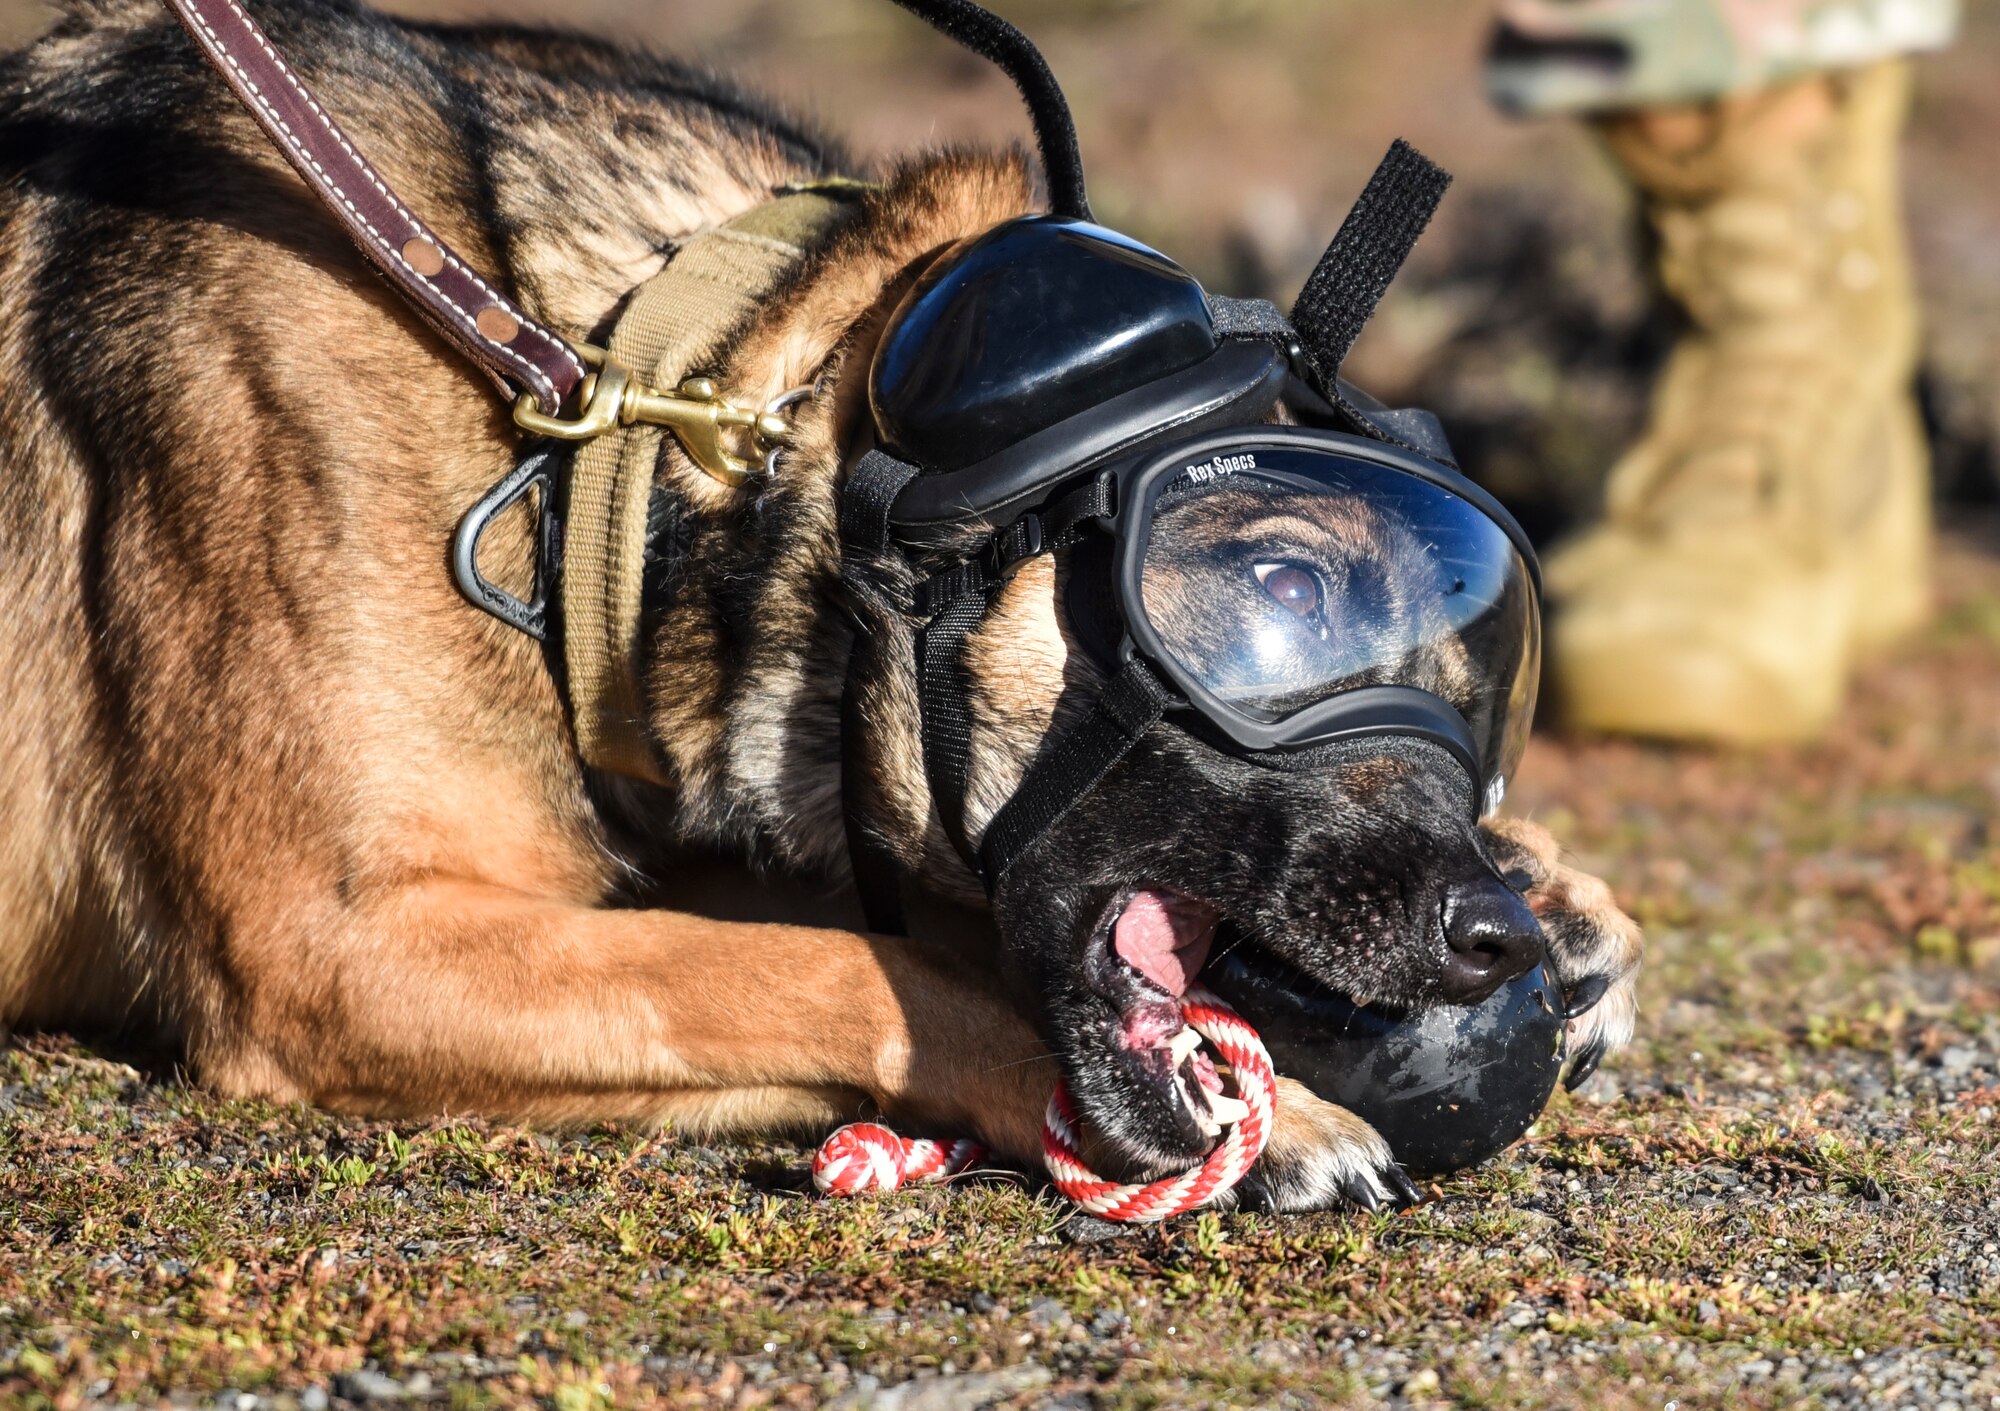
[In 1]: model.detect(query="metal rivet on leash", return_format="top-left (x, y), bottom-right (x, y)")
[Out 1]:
top-left (811, 986), bottom-right (1275, 1222)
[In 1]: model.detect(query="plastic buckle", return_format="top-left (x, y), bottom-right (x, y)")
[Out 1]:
top-left (984, 512), bottom-right (1045, 580)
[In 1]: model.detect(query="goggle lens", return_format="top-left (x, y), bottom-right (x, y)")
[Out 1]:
top-left (1134, 447), bottom-right (1539, 805)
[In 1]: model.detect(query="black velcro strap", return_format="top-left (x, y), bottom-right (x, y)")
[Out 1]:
top-left (917, 586), bottom-right (993, 866)
top-left (839, 448), bottom-right (921, 935)
top-left (1290, 139), bottom-right (1451, 385)
top-left (1040, 474), bottom-right (1115, 548)
top-left (841, 448), bottom-right (920, 553)
top-left (842, 635), bottom-right (908, 936)
top-left (910, 485), bottom-right (1109, 878)
top-left (976, 657), bottom-right (1173, 887)
top-left (1207, 295), bottom-right (1297, 348)
top-left (914, 558), bottom-right (992, 618)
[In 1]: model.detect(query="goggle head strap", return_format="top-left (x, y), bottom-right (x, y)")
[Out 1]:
top-left (838, 450), bottom-right (923, 934)
top-left (841, 453), bottom-right (1138, 924)
top-left (977, 656), bottom-right (1173, 888)
top-left (909, 475), bottom-right (1119, 882)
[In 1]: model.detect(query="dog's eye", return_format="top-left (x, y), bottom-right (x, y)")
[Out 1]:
top-left (1253, 561), bottom-right (1322, 620)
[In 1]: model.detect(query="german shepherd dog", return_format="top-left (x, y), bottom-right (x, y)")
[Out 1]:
top-left (0, 0), bottom-right (1641, 1210)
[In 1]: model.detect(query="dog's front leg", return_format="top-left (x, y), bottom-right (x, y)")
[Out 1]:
top-left (201, 881), bottom-right (1054, 1160)
top-left (1235, 1079), bottom-right (1420, 1213)
top-left (1482, 817), bottom-right (1645, 1089)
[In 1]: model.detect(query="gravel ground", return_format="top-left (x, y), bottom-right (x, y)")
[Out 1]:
top-left (3, 550), bottom-right (1995, 1411)
top-left (3, 2), bottom-right (1998, 1407)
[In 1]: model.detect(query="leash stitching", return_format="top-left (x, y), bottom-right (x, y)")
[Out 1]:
top-left (189, 0), bottom-right (586, 404)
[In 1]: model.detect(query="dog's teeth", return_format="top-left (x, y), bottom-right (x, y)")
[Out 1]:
top-left (1167, 1027), bottom-right (1203, 1066)
top-left (1171, 1067), bottom-right (1222, 1136)
top-left (1207, 1094), bottom-right (1251, 1126)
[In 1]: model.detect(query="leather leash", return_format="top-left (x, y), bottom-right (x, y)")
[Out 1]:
top-left (157, 0), bottom-right (585, 414)
top-left (156, 0), bottom-right (799, 476)
top-left (158, 0), bottom-right (869, 785)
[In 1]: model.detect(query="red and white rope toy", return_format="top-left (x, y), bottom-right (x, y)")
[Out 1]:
top-left (1042, 986), bottom-right (1274, 1222)
top-left (811, 1125), bottom-right (988, 1195)
top-left (810, 986), bottom-right (1275, 1222)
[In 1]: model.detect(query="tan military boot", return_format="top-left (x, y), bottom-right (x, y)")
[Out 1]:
top-left (1545, 59), bottom-right (1932, 743)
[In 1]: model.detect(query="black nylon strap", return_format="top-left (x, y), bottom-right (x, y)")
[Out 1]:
top-left (911, 487), bottom-right (1105, 616)
top-left (917, 586), bottom-right (993, 866)
top-left (1207, 295), bottom-right (1297, 347)
top-left (1291, 139), bottom-right (1450, 387)
top-left (911, 474), bottom-right (1115, 873)
top-left (1040, 474), bottom-right (1115, 548)
top-left (976, 657), bottom-right (1173, 886)
top-left (839, 449), bottom-right (921, 935)
top-left (842, 640), bottom-right (908, 935)
top-left (1209, 289), bottom-right (1457, 465)
top-left (914, 559), bottom-right (993, 618)
top-left (841, 449), bottom-right (921, 555)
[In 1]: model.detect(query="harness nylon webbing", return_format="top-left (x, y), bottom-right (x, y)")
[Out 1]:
top-left (562, 189), bottom-right (857, 783)
top-left (917, 588), bottom-right (994, 865)
top-left (839, 450), bottom-right (921, 934)
top-left (907, 472), bottom-right (1122, 890)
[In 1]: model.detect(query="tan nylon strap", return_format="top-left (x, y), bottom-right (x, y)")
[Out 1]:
top-left (562, 189), bottom-right (856, 784)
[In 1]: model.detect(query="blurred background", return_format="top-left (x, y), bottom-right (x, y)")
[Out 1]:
top-left (4, 0), bottom-right (1990, 538)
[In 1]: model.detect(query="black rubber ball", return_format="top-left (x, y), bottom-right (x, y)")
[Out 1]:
top-left (1205, 949), bottom-right (1567, 1175)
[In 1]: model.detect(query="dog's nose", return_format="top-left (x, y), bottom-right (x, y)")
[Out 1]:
top-left (1438, 879), bottom-right (1544, 1004)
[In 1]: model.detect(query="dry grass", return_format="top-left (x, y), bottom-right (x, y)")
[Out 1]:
top-left (5, 539), bottom-right (1996, 1409)
top-left (3, 3), bottom-right (1999, 1407)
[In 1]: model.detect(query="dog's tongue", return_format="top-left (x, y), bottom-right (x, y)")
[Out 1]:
top-left (1113, 890), bottom-right (1218, 997)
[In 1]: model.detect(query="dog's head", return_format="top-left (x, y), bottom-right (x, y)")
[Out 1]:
top-left (962, 470), bottom-right (1544, 1177)
top-left (685, 162), bottom-right (1542, 1177)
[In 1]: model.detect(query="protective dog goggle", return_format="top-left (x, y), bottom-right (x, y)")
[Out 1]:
top-left (1092, 427), bottom-right (1539, 815)
top-left (882, 405), bottom-right (1538, 815)
top-left (843, 200), bottom-right (1544, 916)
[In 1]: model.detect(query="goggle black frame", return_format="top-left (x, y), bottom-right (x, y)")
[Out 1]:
top-left (1099, 425), bottom-right (1542, 806)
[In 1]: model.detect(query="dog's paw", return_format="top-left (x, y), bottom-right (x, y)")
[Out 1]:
top-left (1231, 1077), bottom-right (1421, 1214)
top-left (1482, 816), bottom-right (1642, 1090)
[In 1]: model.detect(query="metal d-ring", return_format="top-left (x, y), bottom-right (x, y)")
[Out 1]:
top-left (452, 443), bottom-right (563, 640)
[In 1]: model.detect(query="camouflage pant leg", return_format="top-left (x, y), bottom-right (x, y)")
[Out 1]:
top-left (1487, 0), bottom-right (1961, 114)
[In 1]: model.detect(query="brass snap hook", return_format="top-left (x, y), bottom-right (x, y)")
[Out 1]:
top-left (512, 345), bottom-right (793, 488)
